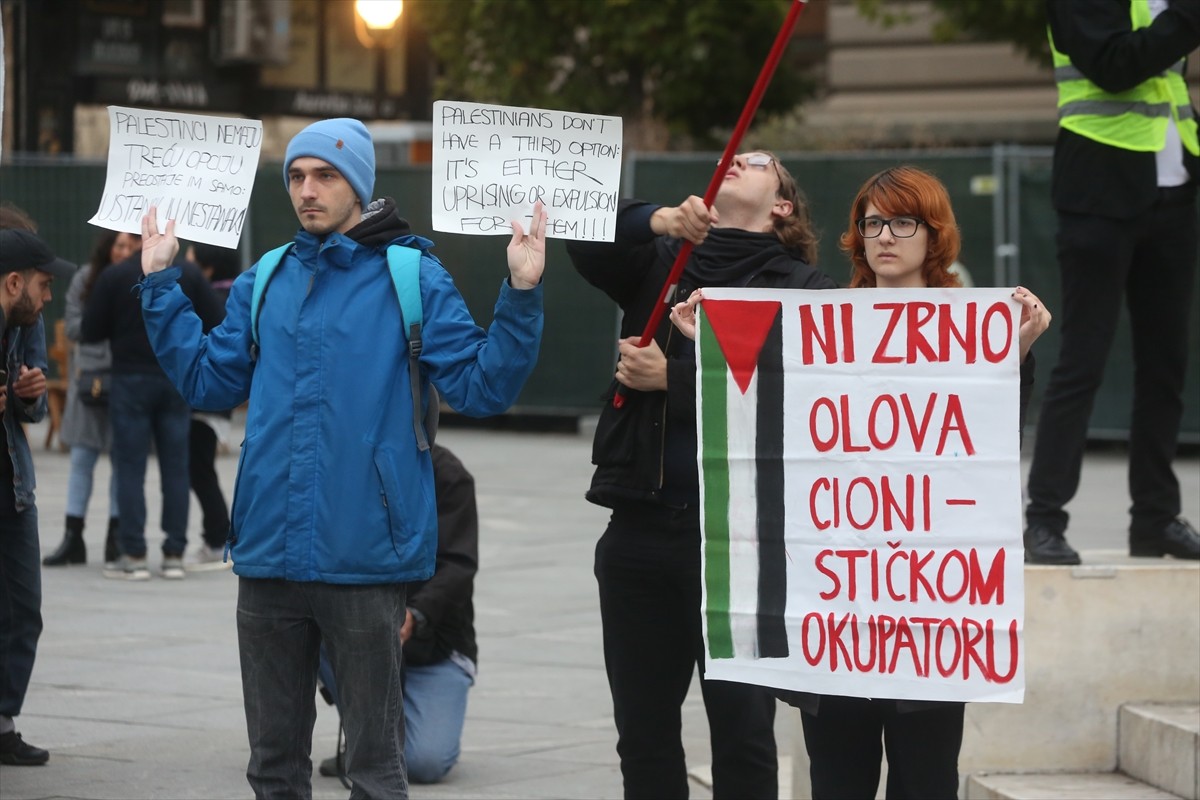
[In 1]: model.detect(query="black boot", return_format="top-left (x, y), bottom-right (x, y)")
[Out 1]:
top-left (104, 517), bottom-right (120, 567)
top-left (43, 516), bottom-right (86, 566)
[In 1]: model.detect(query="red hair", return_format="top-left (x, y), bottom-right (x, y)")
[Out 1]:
top-left (839, 166), bottom-right (962, 289)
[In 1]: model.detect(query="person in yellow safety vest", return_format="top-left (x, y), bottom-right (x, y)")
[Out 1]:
top-left (1025, 0), bottom-right (1200, 566)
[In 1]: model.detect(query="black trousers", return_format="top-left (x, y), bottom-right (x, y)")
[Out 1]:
top-left (595, 504), bottom-right (778, 800)
top-left (1027, 193), bottom-right (1198, 535)
top-left (801, 696), bottom-right (964, 800)
top-left (189, 419), bottom-right (230, 549)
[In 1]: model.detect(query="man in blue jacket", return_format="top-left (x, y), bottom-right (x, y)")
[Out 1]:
top-left (136, 117), bottom-right (547, 799)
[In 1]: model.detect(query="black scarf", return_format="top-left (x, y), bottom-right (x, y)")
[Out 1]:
top-left (346, 197), bottom-right (413, 249)
top-left (657, 226), bottom-right (800, 290)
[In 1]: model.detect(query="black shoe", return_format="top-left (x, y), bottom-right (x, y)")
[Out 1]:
top-left (1024, 524), bottom-right (1081, 565)
top-left (43, 516), bottom-right (86, 566)
top-left (318, 753), bottom-right (340, 777)
top-left (1130, 518), bottom-right (1200, 560)
top-left (0, 731), bottom-right (49, 765)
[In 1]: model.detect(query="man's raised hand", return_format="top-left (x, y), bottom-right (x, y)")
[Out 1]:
top-left (507, 201), bottom-right (547, 290)
top-left (140, 207), bottom-right (180, 276)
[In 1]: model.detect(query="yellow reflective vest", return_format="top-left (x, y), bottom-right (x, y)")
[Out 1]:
top-left (1050, 0), bottom-right (1198, 155)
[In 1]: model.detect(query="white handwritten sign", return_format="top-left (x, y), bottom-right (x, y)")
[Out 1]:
top-left (432, 100), bottom-right (622, 241)
top-left (89, 106), bottom-right (263, 248)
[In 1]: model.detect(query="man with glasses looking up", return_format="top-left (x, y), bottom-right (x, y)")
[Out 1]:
top-left (567, 152), bottom-right (838, 798)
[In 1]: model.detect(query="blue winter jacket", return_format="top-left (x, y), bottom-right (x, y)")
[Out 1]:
top-left (140, 229), bottom-right (543, 584)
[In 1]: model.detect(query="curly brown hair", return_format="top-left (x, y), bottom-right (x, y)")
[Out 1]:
top-left (762, 152), bottom-right (819, 265)
top-left (839, 166), bottom-right (962, 289)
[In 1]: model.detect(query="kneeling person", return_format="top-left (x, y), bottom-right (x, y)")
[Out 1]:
top-left (318, 442), bottom-right (478, 785)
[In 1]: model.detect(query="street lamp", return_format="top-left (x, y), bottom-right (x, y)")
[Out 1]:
top-left (354, 0), bottom-right (403, 46)
top-left (354, 0), bottom-right (403, 119)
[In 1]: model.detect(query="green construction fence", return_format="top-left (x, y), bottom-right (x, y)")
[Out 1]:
top-left (2, 150), bottom-right (1196, 440)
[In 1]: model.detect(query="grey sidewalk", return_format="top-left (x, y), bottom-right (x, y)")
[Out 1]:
top-left (3, 418), bottom-right (1198, 799)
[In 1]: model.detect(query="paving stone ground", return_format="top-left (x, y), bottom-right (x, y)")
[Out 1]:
top-left (2, 416), bottom-right (1196, 799)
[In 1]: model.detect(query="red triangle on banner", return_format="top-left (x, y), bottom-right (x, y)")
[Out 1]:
top-left (702, 300), bottom-right (782, 395)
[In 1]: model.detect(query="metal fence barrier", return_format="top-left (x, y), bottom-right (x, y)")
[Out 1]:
top-left (3, 146), bottom-right (1196, 439)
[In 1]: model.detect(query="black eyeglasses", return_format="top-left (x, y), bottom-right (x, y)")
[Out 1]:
top-left (856, 216), bottom-right (925, 238)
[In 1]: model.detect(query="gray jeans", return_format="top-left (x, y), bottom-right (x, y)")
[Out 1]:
top-left (237, 578), bottom-right (408, 799)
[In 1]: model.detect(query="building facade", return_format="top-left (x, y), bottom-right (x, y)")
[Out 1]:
top-left (2, 0), bottom-right (432, 160)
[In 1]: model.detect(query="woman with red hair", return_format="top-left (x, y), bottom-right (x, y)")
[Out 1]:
top-left (800, 166), bottom-right (1048, 799)
top-left (842, 165), bottom-right (962, 290)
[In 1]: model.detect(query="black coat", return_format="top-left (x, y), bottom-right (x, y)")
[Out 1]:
top-left (80, 252), bottom-right (224, 373)
top-left (1047, 0), bottom-right (1200, 219)
top-left (404, 443), bottom-right (479, 667)
top-left (568, 200), bottom-right (838, 509)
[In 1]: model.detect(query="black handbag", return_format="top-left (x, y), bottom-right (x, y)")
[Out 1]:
top-left (76, 369), bottom-right (110, 407)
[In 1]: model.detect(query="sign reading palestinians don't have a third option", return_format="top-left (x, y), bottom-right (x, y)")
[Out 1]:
top-left (432, 100), bottom-right (622, 242)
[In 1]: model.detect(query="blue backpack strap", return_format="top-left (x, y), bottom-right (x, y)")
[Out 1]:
top-left (250, 243), bottom-right (295, 360)
top-left (386, 245), bottom-right (430, 451)
top-left (249, 242), bottom-right (432, 451)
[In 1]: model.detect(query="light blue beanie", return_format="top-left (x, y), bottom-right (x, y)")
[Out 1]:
top-left (283, 118), bottom-right (376, 211)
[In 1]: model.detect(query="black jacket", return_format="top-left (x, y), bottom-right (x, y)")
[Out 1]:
top-left (1047, 0), bottom-right (1200, 219)
top-left (568, 200), bottom-right (838, 510)
top-left (405, 443), bottom-right (479, 667)
top-left (81, 252), bottom-right (224, 373)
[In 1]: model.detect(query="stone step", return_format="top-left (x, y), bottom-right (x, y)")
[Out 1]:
top-left (1121, 703), bottom-right (1200, 800)
top-left (967, 771), bottom-right (1181, 800)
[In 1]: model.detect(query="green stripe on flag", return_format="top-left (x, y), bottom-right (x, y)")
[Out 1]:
top-left (700, 319), bottom-right (733, 659)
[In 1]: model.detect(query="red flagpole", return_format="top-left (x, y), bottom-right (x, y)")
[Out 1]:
top-left (614, 0), bottom-right (808, 408)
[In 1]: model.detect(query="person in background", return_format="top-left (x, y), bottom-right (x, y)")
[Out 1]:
top-left (0, 220), bottom-right (77, 766)
top-left (1023, 0), bottom-right (1200, 564)
top-left (673, 165), bottom-right (1051, 800)
top-left (567, 152), bottom-right (837, 799)
top-left (136, 117), bottom-right (545, 798)
top-left (182, 241), bottom-right (239, 571)
top-left (43, 230), bottom-right (139, 568)
top-left (317, 442), bottom-right (478, 786)
top-left (0, 205), bottom-right (39, 232)
top-left (81, 235), bottom-right (224, 581)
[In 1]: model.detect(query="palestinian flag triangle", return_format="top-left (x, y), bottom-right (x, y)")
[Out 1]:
top-left (699, 299), bottom-right (789, 660)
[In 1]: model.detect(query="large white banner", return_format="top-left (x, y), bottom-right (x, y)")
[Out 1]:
top-left (697, 287), bottom-right (1024, 704)
top-left (432, 100), bottom-right (622, 241)
top-left (89, 106), bottom-right (263, 248)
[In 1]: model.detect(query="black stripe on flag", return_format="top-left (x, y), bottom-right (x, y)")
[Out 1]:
top-left (755, 309), bottom-right (788, 658)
